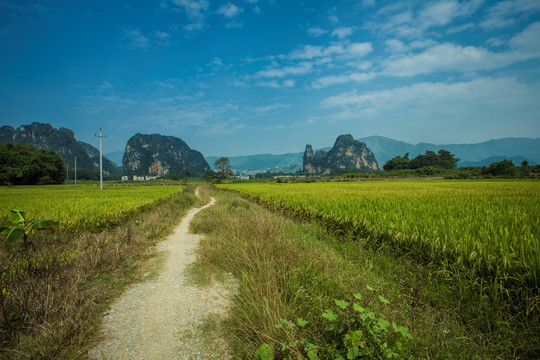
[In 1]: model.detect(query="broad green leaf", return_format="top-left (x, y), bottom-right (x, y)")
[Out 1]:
top-left (322, 309), bottom-right (338, 321)
top-left (31, 220), bottom-right (59, 229)
top-left (353, 303), bottom-right (365, 313)
top-left (297, 317), bottom-right (308, 327)
top-left (366, 285), bottom-right (376, 292)
top-left (9, 210), bottom-right (26, 224)
top-left (255, 342), bottom-right (274, 360)
top-left (334, 299), bottom-right (349, 309)
top-left (398, 325), bottom-right (413, 340)
top-left (353, 293), bottom-right (362, 300)
top-left (378, 295), bottom-right (390, 305)
top-left (3, 225), bottom-right (24, 244)
top-left (377, 319), bottom-right (390, 330)
top-left (307, 348), bottom-right (320, 360)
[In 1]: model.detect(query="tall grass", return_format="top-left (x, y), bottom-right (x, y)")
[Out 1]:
top-left (218, 180), bottom-right (540, 316)
top-left (191, 189), bottom-right (533, 358)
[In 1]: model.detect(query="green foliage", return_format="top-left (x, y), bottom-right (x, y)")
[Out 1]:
top-left (214, 157), bottom-right (234, 179)
top-left (383, 149), bottom-right (459, 171)
top-left (257, 288), bottom-right (411, 359)
top-left (484, 159), bottom-right (518, 177)
top-left (0, 143), bottom-right (65, 185)
top-left (0, 210), bottom-right (58, 247)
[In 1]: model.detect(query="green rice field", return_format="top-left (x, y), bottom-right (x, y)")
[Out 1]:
top-left (0, 185), bottom-right (184, 232)
top-left (219, 180), bottom-right (540, 307)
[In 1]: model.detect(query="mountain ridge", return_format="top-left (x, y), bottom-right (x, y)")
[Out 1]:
top-left (205, 136), bottom-right (540, 174)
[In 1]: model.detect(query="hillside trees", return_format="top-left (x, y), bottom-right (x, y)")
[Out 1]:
top-left (0, 143), bottom-right (65, 185)
top-left (383, 150), bottom-right (459, 171)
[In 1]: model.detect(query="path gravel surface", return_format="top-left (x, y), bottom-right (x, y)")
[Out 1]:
top-left (89, 195), bottom-right (234, 359)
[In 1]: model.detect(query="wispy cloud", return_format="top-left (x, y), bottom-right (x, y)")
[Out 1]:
top-left (119, 26), bottom-right (150, 49)
top-left (382, 22), bottom-right (540, 77)
top-left (312, 72), bottom-right (375, 89)
top-left (481, 0), bottom-right (540, 29)
top-left (331, 26), bottom-right (356, 39)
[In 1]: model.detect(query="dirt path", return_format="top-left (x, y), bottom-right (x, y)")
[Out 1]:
top-left (89, 192), bottom-right (233, 359)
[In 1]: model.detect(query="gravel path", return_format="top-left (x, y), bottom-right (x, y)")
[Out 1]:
top-left (89, 194), bottom-right (234, 359)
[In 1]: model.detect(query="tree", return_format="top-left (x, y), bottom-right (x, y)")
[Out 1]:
top-left (0, 143), bottom-right (64, 185)
top-left (383, 153), bottom-right (411, 171)
top-left (485, 159), bottom-right (517, 177)
top-left (214, 157), bottom-right (234, 179)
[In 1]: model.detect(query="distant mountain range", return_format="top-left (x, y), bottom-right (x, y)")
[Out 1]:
top-left (205, 136), bottom-right (540, 174)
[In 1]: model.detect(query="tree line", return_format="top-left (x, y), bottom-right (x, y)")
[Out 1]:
top-left (383, 150), bottom-right (459, 171)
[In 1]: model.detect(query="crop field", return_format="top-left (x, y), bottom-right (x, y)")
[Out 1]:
top-left (0, 185), bottom-right (184, 232)
top-left (219, 180), bottom-right (540, 305)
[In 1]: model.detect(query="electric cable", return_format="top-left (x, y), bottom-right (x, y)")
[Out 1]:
top-left (99, 0), bottom-right (186, 130)
top-left (105, 0), bottom-right (238, 136)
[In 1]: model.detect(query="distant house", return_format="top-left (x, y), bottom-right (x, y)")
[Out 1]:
top-left (132, 176), bottom-right (138, 181)
top-left (121, 176), bottom-right (129, 181)
top-left (145, 175), bottom-right (158, 180)
top-left (137, 176), bottom-right (145, 181)
top-left (235, 175), bottom-right (250, 180)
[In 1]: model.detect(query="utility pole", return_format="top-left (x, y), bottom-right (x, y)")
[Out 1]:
top-left (95, 129), bottom-right (107, 190)
top-left (74, 156), bottom-right (77, 185)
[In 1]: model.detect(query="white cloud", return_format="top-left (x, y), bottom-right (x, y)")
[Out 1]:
top-left (331, 26), bottom-right (355, 39)
top-left (221, 3), bottom-right (243, 18)
top-left (328, 15), bottom-right (339, 23)
top-left (312, 72), bottom-right (375, 89)
top-left (481, 0), bottom-right (540, 29)
top-left (288, 42), bottom-right (372, 60)
top-left (307, 27), bottom-right (328, 36)
top-left (119, 27), bottom-right (149, 49)
top-left (372, 0), bottom-right (483, 39)
top-left (252, 103), bottom-right (290, 113)
top-left (382, 24), bottom-right (540, 77)
top-left (348, 42), bottom-right (373, 57)
top-left (321, 77), bottom-right (538, 118)
top-left (385, 39), bottom-right (408, 53)
top-left (256, 62), bottom-right (313, 78)
top-left (182, 0), bottom-right (209, 32)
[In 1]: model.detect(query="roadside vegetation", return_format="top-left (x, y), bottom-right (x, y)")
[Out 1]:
top-left (191, 184), bottom-right (538, 359)
top-left (0, 185), bottom-right (197, 359)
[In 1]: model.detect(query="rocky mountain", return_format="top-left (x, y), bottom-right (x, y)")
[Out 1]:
top-left (211, 136), bottom-right (540, 174)
top-left (0, 122), bottom-right (121, 175)
top-left (303, 134), bottom-right (378, 174)
top-left (123, 133), bottom-right (210, 177)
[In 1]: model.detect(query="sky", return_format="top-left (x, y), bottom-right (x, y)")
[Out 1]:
top-left (1, 0), bottom-right (539, 157)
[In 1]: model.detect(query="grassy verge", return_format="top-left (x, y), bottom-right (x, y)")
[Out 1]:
top-left (190, 188), bottom-right (536, 359)
top-left (0, 186), bottom-right (197, 359)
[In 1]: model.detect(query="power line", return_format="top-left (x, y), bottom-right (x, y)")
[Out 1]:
top-left (106, 0), bottom-right (238, 136)
top-left (99, 0), bottom-right (187, 130)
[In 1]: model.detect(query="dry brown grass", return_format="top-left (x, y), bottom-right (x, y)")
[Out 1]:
top-left (0, 186), bottom-right (197, 359)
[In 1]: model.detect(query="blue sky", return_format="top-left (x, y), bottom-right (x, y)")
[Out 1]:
top-left (1, 0), bottom-right (539, 157)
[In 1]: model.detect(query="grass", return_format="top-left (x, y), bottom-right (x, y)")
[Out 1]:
top-left (190, 187), bottom-right (539, 359)
top-left (0, 185), bottom-right (197, 359)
